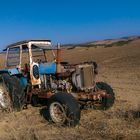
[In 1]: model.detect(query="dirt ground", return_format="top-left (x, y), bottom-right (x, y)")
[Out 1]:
top-left (0, 39), bottom-right (140, 140)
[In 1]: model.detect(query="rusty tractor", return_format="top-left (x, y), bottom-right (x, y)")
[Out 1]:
top-left (0, 40), bottom-right (115, 126)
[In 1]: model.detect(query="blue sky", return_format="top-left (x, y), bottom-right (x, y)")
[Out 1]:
top-left (0, 0), bottom-right (140, 49)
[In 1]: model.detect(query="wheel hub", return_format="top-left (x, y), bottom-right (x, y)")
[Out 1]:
top-left (50, 102), bottom-right (66, 124)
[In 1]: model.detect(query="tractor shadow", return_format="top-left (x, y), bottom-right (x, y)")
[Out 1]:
top-left (40, 106), bottom-right (50, 121)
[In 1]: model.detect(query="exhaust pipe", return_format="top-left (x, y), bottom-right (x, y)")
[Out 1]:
top-left (56, 43), bottom-right (61, 73)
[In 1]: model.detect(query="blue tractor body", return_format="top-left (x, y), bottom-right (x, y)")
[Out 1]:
top-left (0, 61), bottom-right (57, 90)
top-left (39, 62), bottom-right (56, 74)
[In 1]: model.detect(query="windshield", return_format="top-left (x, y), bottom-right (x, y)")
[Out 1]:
top-left (31, 44), bottom-right (55, 63)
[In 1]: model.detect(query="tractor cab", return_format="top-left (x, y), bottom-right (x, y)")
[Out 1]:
top-left (4, 40), bottom-right (57, 86)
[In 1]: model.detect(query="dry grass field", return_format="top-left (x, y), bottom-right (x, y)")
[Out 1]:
top-left (0, 38), bottom-right (140, 140)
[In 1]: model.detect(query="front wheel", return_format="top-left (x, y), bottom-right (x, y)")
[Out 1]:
top-left (96, 82), bottom-right (115, 109)
top-left (46, 93), bottom-right (81, 127)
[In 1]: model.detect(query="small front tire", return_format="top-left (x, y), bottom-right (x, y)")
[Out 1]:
top-left (96, 82), bottom-right (115, 109)
top-left (46, 92), bottom-right (81, 127)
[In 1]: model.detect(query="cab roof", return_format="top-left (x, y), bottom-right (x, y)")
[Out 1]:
top-left (4, 40), bottom-right (51, 51)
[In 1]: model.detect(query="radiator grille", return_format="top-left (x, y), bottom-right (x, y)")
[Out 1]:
top-left (80, 65), bottom-right (94, 89)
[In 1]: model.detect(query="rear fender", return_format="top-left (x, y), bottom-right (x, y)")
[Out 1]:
top-left (0, 68), bottom-right (27, 89)
top-left (0, 68), bottom-right (20, 75)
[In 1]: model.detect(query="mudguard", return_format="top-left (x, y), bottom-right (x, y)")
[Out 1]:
top-left (0, 68), bottom-right (20, 75)
top-left (0, 68), bottom-right (27, 89)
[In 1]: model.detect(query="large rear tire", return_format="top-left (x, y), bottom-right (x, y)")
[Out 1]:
top-left (96, 82), bottom-right (115, 109)
top-left (45, 93), bottom-right (81, 127)
top-left (0, 73), bottom-right (25, 111)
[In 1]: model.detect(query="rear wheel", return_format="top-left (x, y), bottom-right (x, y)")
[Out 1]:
top-left (0, 78), bottom-right (12, 112)
top-left (46, 93), bottom-right (81, 126)
top-left (0, 74), bottom-right (25, 111)
top-left (96, 82), bottom-right (115, 109)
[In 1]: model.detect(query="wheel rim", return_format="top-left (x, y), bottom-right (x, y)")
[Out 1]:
top-left (0, 86), bottom-right (12, 111)
top-left (49, 102), bottom-right (66, 124)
